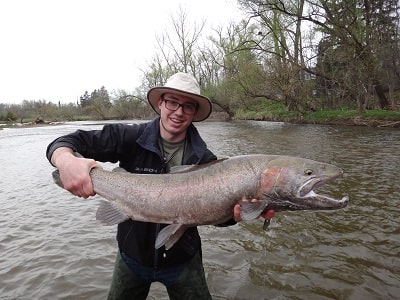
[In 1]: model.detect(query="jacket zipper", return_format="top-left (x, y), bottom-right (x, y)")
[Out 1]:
top-left (154, 147), bottom-right (166, 269)
top-left (154, 223), bottom-right (161, 269)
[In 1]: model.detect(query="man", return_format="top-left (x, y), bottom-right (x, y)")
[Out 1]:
top-left (46, 72), bottom-right (274, 299)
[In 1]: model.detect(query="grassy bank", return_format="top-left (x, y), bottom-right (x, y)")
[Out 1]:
top-left (234, 101), bottom-right (400, 127)
top-left (2, 103), bottom-right (400, 129)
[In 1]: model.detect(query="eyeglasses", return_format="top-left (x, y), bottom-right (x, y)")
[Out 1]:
top-left (162, 97), bottom-right (198, 115)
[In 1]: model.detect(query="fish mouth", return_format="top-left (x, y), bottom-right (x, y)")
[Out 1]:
top-left (296, 175), bottom-right (349, 209)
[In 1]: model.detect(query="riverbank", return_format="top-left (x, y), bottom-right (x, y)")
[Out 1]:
top-left (2, 118), bottom-right (399, 129)
top-left (312, 117), bottom-right (400, 127)
top-left (2, 109), bottom-right (400, 129)
top-left (261, 115), bottom-right (400, 127)
top-left (230, 107), bottom-right (400, 128)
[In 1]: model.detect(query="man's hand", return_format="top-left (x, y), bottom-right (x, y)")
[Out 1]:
top-left (233, 198), bottom-right (275, 223)
top-left (51, 147), bottom-right (101, 198)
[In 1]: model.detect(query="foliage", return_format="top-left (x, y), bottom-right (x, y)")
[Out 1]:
top-left (140, 0), bottom-right (400, 115)
top-left (311, 0), bottom-right (399, 111)
top-left (2, 0), bottom-right (399, 123)
top-left (3, 111), bottom-right (17, 121)
top-left (110, 89), bottom-right (154, 120)
top-left (78, 86), bottom-right (112, 120)
top-left (0, 86), bottom-right (155, 123)
top-left (235, 99), bottom-right (302, 120)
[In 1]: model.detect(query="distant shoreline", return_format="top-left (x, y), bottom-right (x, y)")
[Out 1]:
top-left (2, 116), bottom-right (400, 129)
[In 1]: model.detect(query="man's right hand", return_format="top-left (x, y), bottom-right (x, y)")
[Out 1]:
top-left (51, 147), bottom-right (101, 198)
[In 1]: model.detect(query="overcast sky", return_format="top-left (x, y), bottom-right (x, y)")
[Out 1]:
top-left (0, 0), bottom-right (242, 104)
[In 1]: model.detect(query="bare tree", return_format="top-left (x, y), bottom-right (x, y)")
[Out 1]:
top-left (142, 5), bottom-right (206, 87)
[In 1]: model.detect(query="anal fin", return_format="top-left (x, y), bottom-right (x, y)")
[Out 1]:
top-left (96, 200), bottom-right (129, 225)
top-left (155, 224), bottom-right (188, 250)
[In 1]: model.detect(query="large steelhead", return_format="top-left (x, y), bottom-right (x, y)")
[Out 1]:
top-left (52, 154), bottom-right (349, 249)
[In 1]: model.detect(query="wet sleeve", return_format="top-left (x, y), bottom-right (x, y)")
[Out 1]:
top-left (46, 124), bottom-right (139, 164)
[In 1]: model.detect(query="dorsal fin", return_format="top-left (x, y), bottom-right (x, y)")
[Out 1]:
top-left (170, 158), bottom-right (229, 174)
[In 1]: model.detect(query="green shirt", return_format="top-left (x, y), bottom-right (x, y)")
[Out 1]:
top-left (159, 138), bottom-right (186, 173)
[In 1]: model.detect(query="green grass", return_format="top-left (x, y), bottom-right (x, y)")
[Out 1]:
top-left (360, 110), bottom-right (400, 119)
top-left (302, 109), bottom-right (400, 123)
top-left (302, 110), bottom-right (359, 123)
top-left (234, 99), bottom-right (400, 124)
top-left (235, 100), bottom-right (300, 121)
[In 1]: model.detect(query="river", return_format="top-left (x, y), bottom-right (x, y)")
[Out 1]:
top-left (0, 120), bottom-right (399, 299)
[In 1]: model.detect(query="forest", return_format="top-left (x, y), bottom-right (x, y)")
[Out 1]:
top-left (1, 0), bottom-right (399, 124)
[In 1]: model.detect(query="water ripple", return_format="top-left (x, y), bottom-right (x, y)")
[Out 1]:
top-left (1, 121), bottom-right (399, 299)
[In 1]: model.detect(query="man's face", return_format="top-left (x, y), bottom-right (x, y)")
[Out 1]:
top-left (157, 92), bottom-right (198, 142)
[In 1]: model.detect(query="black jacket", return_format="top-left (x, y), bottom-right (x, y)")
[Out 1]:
top-left (46, 118), bottom-right (225, 268)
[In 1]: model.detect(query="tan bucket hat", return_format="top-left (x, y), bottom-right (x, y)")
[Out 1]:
top-left (147, 72), bottom-right (212, 122)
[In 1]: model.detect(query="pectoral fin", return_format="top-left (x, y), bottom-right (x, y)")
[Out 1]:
top-left (239, 199), bottom-right (268, 221)
top-left (155, 224), bottom-right (188, 250)
top-left (96, 200), bottom-right (129, 225)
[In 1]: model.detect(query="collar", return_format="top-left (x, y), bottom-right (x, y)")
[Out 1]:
top-left (136, 117), bottom-right (208, 161)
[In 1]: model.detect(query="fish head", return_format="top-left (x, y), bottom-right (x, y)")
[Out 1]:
top-left (258, 157), bottom-right (349, 211)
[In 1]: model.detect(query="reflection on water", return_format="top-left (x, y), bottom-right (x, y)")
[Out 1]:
top-left (1, 120), bottom-right (399, 299)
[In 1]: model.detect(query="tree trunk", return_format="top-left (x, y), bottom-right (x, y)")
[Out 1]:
top-left (373, 79), bottom-right (390, 109)
top-left (210, 97), bottom-right (235, 120)
top-left (357, 81), bottom-right (368, 113)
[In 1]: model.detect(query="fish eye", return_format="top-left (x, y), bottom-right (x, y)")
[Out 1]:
top-left (305, 169), bottom-right (313, 175)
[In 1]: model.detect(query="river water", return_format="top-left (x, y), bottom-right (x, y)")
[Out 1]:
top-left (0, 120), bottom-right (399, 299)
